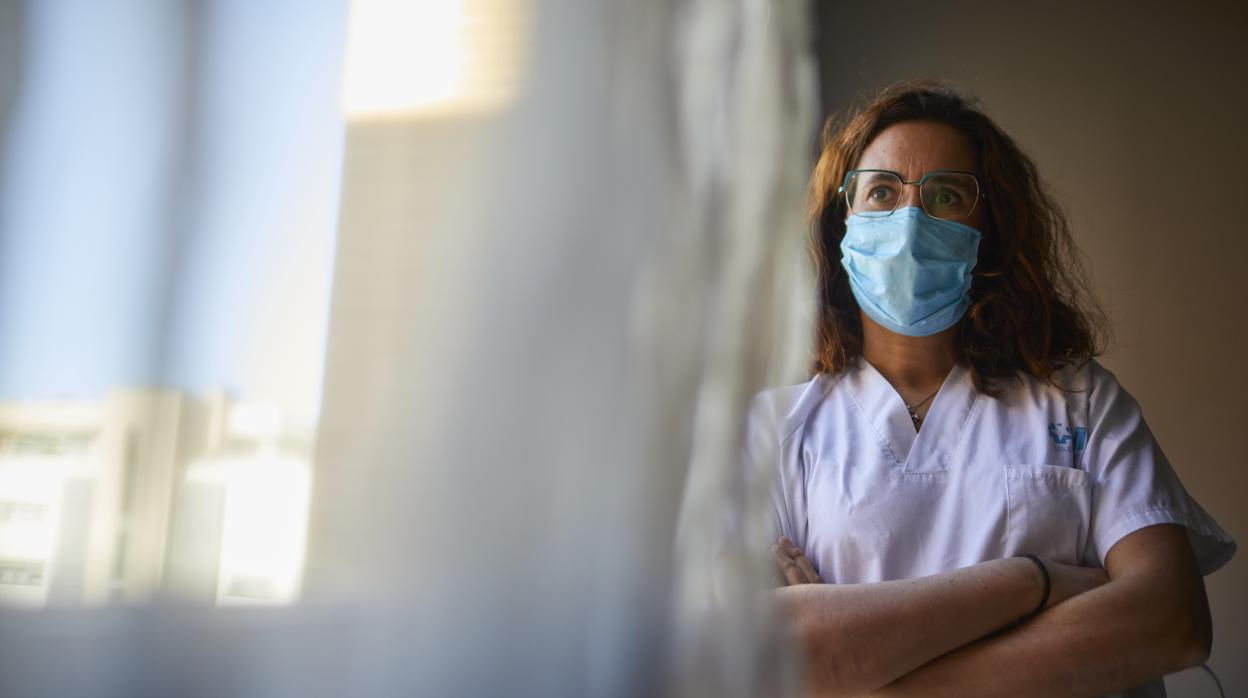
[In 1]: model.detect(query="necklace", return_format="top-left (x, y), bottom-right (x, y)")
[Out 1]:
top-left (904, 388), bottom-right (940, 429)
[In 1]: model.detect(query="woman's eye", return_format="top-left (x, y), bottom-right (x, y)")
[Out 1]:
top-left (868, 187), bottom-right (892, 200)
top-left (934, 189), bottom-right (961, 205)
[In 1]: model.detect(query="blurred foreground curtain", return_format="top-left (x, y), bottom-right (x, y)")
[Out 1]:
top-left (0, 0), bottom-right (817, 695)
top-left (0, 0), bottom-right (344, 609)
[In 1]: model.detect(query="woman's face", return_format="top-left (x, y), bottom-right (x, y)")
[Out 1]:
top-left (853, 121), bottom-right (986, 232)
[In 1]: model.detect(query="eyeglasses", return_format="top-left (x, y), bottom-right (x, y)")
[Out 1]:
top-left (838, 169), bottom-right (983, 221)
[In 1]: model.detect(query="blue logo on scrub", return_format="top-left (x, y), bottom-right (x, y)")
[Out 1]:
top-left (1048, 422), bottom-right (1087, 452)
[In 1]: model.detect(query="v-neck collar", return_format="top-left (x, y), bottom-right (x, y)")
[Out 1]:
top-left (843, 356), bottom-right (981, 473)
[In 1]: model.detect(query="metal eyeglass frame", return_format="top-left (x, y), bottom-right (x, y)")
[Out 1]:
top-left (837, 168), bottom-right (985, 221)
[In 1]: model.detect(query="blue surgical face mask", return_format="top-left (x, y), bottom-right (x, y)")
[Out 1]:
top-left (839, 206), bottom-right (981, 337)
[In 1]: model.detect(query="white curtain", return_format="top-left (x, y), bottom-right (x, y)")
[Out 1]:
top-left (0, 0), bottom-right (818, 694)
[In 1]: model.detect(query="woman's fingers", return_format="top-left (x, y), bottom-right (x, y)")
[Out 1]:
top-left (782, 537), bottom-right (823, 583)
top-left (772, 544), bottom-right (806, 585)
top-left (774, 537), bottom-right (823, 584)
top-left (1043, 559), bottom-right (1110, 608)
top-left (793, 550), bottom-right (823, 584)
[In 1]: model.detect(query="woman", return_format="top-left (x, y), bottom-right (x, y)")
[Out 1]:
top-left (748, 82), bottom-right (1237, 697)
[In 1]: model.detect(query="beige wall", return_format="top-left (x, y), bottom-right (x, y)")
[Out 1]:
top-left (814, 1), bottom-right (1247, 692)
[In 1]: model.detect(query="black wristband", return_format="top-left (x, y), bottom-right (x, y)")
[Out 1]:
top-left (1020, 554), bottom-right (1050, 620)
top-left (988, 555), bottom-right (1052, 637)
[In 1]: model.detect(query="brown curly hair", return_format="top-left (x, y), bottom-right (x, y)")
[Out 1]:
top-left (807, 80), bottom-right (1107, 395)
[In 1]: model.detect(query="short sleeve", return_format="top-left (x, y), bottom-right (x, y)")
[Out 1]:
top-left (743, 385), bottom-right (814, 552)
top-left (1084, 362), bottom-right (1236, 574)
top-left (743, 390), bottom-right (792, 547)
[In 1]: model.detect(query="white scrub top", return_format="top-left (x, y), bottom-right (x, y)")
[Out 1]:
top-left (746, 357), bottom-right (1236, 584)
top-left (747, 357), bottom-right (1235, 696)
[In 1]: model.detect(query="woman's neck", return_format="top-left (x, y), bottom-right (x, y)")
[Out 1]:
top-left (860, 313), bottom-right (959, 393)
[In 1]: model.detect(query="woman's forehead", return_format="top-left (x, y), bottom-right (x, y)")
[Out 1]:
top-left (856, 121), bottom-right (977, 177)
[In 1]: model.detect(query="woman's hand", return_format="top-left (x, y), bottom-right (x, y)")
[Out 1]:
top-left (772, 536), bottom-right (823, 585)
top-left (1042, 558), bottom-right (1110, 609)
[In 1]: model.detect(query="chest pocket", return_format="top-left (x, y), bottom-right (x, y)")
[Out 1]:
top-left (1004, 464), bottom-right (1092, 565)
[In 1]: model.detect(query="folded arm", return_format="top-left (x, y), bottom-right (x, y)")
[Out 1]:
top-left (770, 538), bottom-right (1107, 698)
top-left (862, 523), bottom-right (1211, 698)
